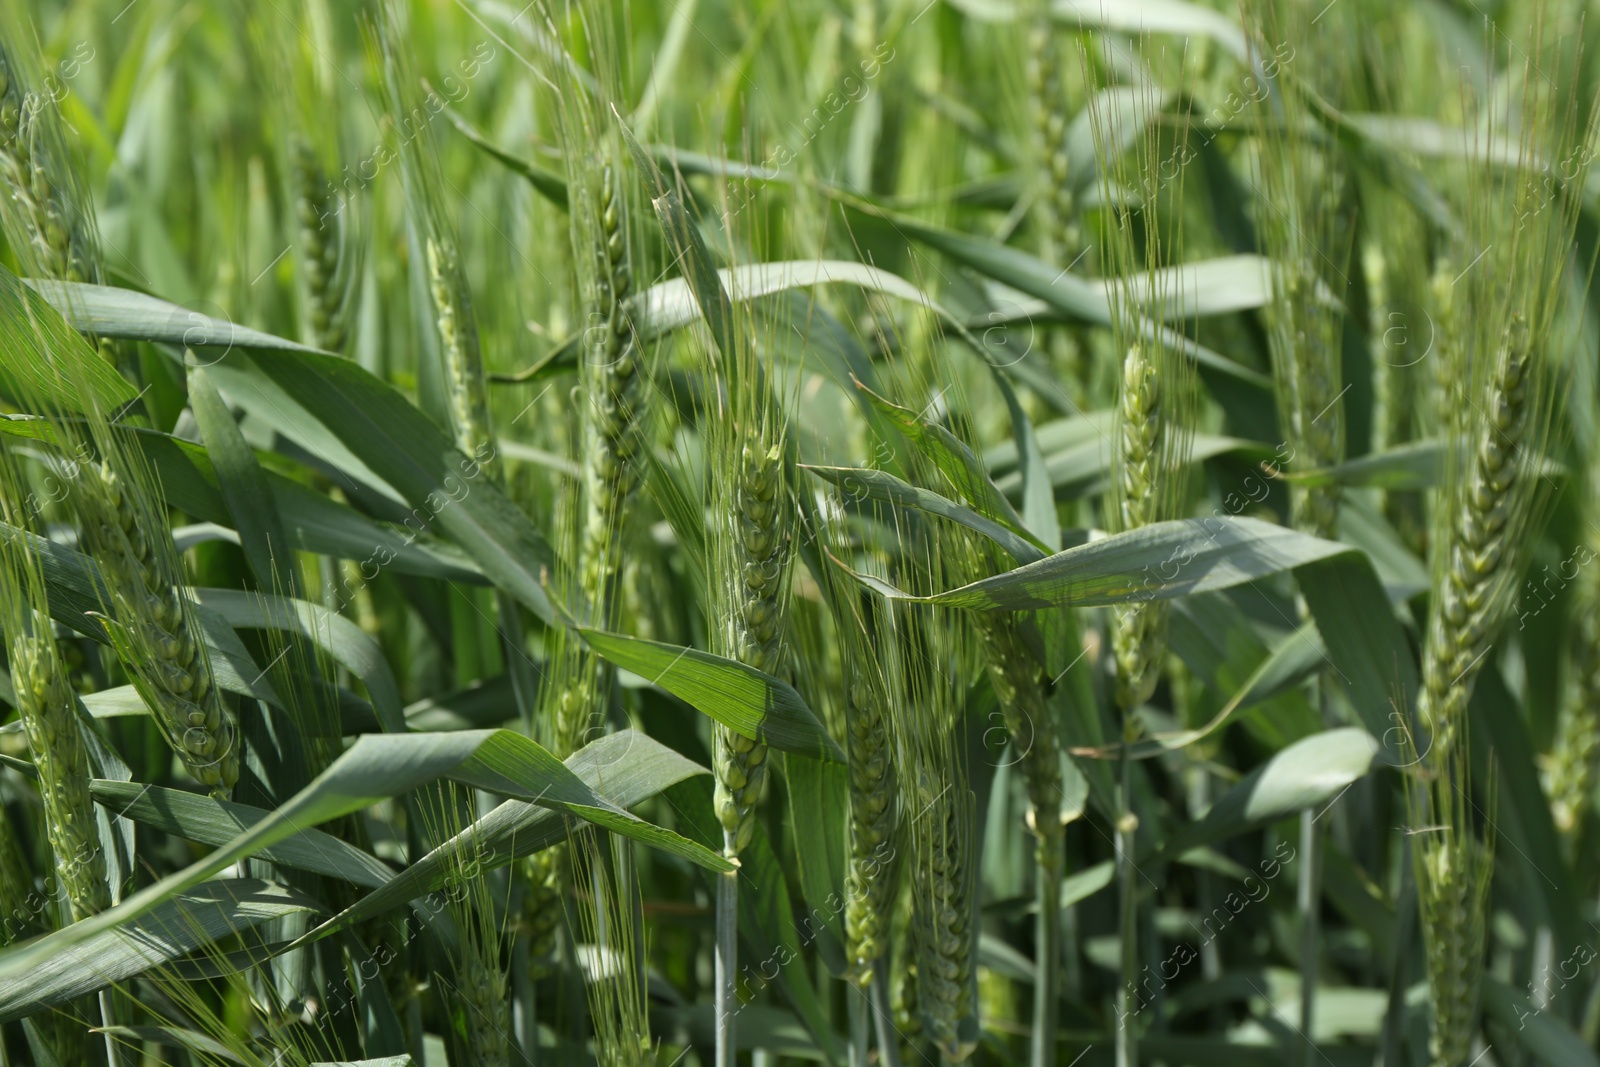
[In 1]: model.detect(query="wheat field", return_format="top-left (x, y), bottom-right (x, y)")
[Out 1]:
top-left (0, 0), bottom-right (1596, 1064)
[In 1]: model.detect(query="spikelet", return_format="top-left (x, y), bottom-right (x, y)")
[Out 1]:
top-left (1406, 738), bottom-right (1494, 1067)
top-left (539, 0), bottom-right (649, 755)
top-left (1023, 0), bottom-right (1079, 267)
top-left (1545, 621), bottom-right (1599, 843)
top-left (289, 136), bottom-right (357, 353)
top-left (1417, 318), bottom-right (1534, 754)
top-left (712, 438), bottom-right (790, 855)
top-left (1546, 530), bottom-right (1600, 844)
top-left (425, 786), bottom-right (510, 1067)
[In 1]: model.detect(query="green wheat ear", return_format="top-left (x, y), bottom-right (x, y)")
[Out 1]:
top-left (0, 31), bottom-right (101, 286)
top-left (713, 437), bottom-right (790, 854)
top-left (0, 447), bottom-right (108, 924)
top-left (77, 457), bottom-right (239, 797)
top-left (818, 511), bottom-right (900, 988)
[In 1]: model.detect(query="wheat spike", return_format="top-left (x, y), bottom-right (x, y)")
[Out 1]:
top-left (1113, 344), bottom-right (1170, 712)
top-left (1547, 586), bottom-right (1600, 843)
top-left (0, 41), bottom-right (99, 285)
top-left (1418, 319), bottom-right (1529, 754)
top-left (290, 137), bottom-right (353, 353)
top-left (713, 441), bottom-right (790, 856)
top-left (9, 633), bottom-right (106, 922)
top-left (77, 458), bottom-right (239, 796)
top-left (843, 670), bottom-right (897, 985)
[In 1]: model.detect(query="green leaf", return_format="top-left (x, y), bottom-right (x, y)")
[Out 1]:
top-left (1158, 728), bottom-right (1380, 859)
top-left (784, 754), bottom-right (850, 972)
top-left (186, 363), bottom-right (299, 596)
top-left (1135, 615), bottom-right (1324, 758)
top-left (26, 278), bottom-right (329, 355)
top-left (942, 0), bottom-right (1249, 61)
top-left (1482, 975), bottom-right (1600, 1067)
top-left (95, 1028), bottom-right (246, 1065)
top-left (803, 464), bottom-right (1045, 565)
top-left (295, 731), bottom-right (709, 941)
top-left (844, 516), bottom-right (1354, 611)
top-left (89, 779), bottom-right (396, 888)
top-left (135, 425), bottom-right (485, 581)
top-left (194, 588), bottom-right (406, 733)
top-left (832, 197), bottom-right (1272, 389)
top-left (574, 628), bottom-right (846, 762)
top-left (0, 880), bottom-right (322, 1021)
top-left (0, 523), bottom-right (280, 706)
top-left (666, 776), bottom-right (844, 1065)
top-left (0, 270), bottom-right (137, 414)
top-left (1297, 554), bottom-right (1419, 743)
top-left (440, 103), bottom-right (568, 209)
top-left (209, 348), bottom-right (557, 623)
top-left (0, 729), bottom-right (727, 987)
top-left (852, 379), bottom-right (1037, 544)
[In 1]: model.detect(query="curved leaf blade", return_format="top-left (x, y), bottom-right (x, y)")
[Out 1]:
top-left (575, 628), bottom-right (846, 762)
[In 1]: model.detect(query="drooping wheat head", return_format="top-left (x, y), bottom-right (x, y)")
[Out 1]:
top-left (74, 448), bottom-right (241, 797)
